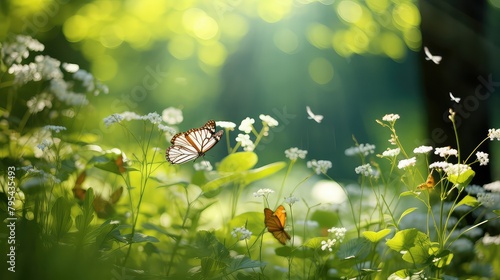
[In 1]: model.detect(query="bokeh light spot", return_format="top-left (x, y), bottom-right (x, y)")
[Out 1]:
top-left (307, 23), bottom-right (332, 49)
top-left (309, 57), bottom-right (334, 85)
top-left (258, 0), bottom-right (292, 23)
top-left (311, 180), bottom-right (347, 205)
top-left (63, 15), bottom-right (89, 42)
top-left (392, 2), bottom-right (420, 30)
top-left (99, 25), bottom-right (124, 48)
top-left (337, 0), bottom-right (363, 23)
top-left (380, 32), bottom-right (405, 60)
top-left (198, 42), bottom-right (227, 67)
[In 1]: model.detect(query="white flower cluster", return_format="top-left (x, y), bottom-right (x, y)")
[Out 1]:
top-left (434, 146), bottom-right (458, 158)
top-left (413, 145), bottom-right (433, 154)
top-left (231, 226), bottom-right (252, 241)
top-left (284, 195), bottom-right (299, 205)
top-left (477, 192), bottom-right (500, 208)
top-left (43, 125), bottom-right (67, 133)
top-left (217, 121), bottom-right (236, 130)
top-left (239, 117), bottom-right (255, 134)
top-left (382, 114), bottom-right (400, 122)
top-left (381, 148), bottom-right (400, 157)
top-left (1, 35), bottom-right (44, 65)
top-left (3, 35), bottom-right (108, 109)
top-left (483, 181), bottom-right (500, 192)
top-left (321, 227), bottom-right (347, 251)
top-left (259, 114), bottom-right (279, 127)
top-left (236, 133), bottom-right (255, 151)
top-left (253, 188), bottom-right (274, 197)
top-left (355, 163), bottom-right (379, 178)
top-left (488, 128), bottom-right (500, 141)
top-left (284, 147), bottom-right (308, 161)
top-left (345, 143), bottom-right (376, 156)
top-left (307, 160), bottom-right (332, 175)
top-left (476, 151), bottom-right (489, 166)
top-left (193, 161), bottom-right (213, 171)
top-left (103, 111), bottom-right (169, 129)
top-left (398, 157), bottom-right (416, 169)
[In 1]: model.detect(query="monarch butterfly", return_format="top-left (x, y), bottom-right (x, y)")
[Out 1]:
top-left (166, 120), bottom-right (223, 165)
top-left (264, 205), bottom-right (291, 245)
top-left (418, 173), bottom-right (436, 190)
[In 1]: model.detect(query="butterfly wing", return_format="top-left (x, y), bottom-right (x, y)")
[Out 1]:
top-left (264, 205), bottom-right (291, 245)
top-left (166, 120), bottom-right (223, 164)
top-left (418, 173), bottom-right (436, 190)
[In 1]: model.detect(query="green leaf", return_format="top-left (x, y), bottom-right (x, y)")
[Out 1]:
top-left (447, 169), bottom-right (475, 186)
top-left (336, 238), bottom-right (371, 262)
top-left (217, 152), bottom-right (258, 172)
top-left (432, 250), bottom-right (453, 268)
top-left (303, 237), bottom-right (327, 249)
top-left (76, 188), bottom-right (95, 232)
top-left (456, 195), bottom-right (479, 207)
top-left (201, 173), bottom-right (239, 196)
top-left (362, 229), bottom-right (391, 243)
top-left (242, 161), bottom-right (286, 185)
top-left (50, 197), bottom-right (73, 241)
top-left (398, 207), bottom-right (417, 225)
top-left (227, 255), bottom-right (264, 272)
top-left (400, 191), bottom-right (418, 197)
top-left (386, 229), bottom-right (431, 264)
top-left (493, 210), bottom-right (500, 216)
top-left (142, 223), bottom-right (179, 240)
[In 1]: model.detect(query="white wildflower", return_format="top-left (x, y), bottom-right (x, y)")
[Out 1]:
top-left (429, 161), bottom-right (450, 171)
top-left (382, 114), bottom-right (400, 122)
top-left (477, 193), bottom-right (500, 208)
top-left (488, 128), bottom-right (500, 141)
top-left (344, 143), bottom-right (376, 156)
top-left (434, 146), bottom-right (458, 158)
top-left (37, 139), bottom-right (52, 151)
top-left (381, 148), bottom-right (400, 157)
top-left (217, 121), bottom-right (236, 130)
top-left (238, 117), bottom-right (255, 133)
top-left (194, 161), bottom-right (213, 171)
top-left (307, 160), bottom-right (332, 175)
top-left (476, 151), bottom-right (489, 166)
top-left (62, 62), bottom-right (79, 73)
top-left (413, 145), bottom-right (433, 154)
top-left (43, 125), bottom-right (66, 133)
top-left (259, 114), bottom-right (279, 127)
top-left (327, 227), bottom-right (347, 243)
top-left (284, 195), bottom-right (300, 205)
top-left (321, 239), bottom-right (336, 252)
top-left (398, 157), bottom-right (416, 169)
top-left (284, 147), bottom-right (308, 161)
top-left (141, 112), bottom-right (162, 124)
top-left (103, 114), bottom-right (124, 127)
top-left (465, 185), bottom-right (485, 195)
top-left (236, 133), bottom-right (254, 151)
top-left (482, 233), bottom-right (500, 245)
top-left (483, 181), bottom-right (500, 193)
top-left (231, 226), bottom-right (252, 241)
top-left (253, 188), bottom-right (274, 197)
top-left (354, 164), bottom-right (379, 178)
top-left (162, 107), bottom-right (183, 125)
top-left (26, 93), bottom-right (53, 113)
top-left (444, 164), bottom-right (470, 177)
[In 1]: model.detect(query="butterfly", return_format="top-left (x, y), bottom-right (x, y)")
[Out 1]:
top-left (424, 46), bottom-right (442, 65)
top-left (449, 92), bottom-right (461, 103)
top-left (306, 106), bottom-right (323, 123)
top-left (264, 205), bottom-right (291, 245)
top-left (418, 173), bottom-right (436, 190)
top-left (166, 120), bottom-right (223, 165)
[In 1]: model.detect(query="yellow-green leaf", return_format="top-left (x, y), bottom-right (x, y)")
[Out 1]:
top-left (362, 229), bottom-right (391, 243)
top-left (218, 152), bottom-right (258, 172)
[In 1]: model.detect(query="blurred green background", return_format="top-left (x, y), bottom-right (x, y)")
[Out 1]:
top-left (1, 0), bottom-right (499, 182)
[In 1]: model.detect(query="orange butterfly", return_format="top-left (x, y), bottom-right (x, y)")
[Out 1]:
top-left (264, 205), bottom-right (291, 245)
top-left (418, 173), bottom-right (436, 190)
